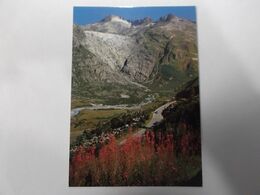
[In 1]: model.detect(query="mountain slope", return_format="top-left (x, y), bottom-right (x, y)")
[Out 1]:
top-left (72, 14), bottom-right (198, 102)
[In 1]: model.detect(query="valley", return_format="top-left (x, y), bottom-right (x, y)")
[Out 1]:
top-left (70, 13), bottom-right (199, 146)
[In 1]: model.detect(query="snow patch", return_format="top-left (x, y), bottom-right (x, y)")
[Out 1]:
top-left (120, 94), bottom-right (130, 98)
top-left (110, 16), bottom-right (131, 27)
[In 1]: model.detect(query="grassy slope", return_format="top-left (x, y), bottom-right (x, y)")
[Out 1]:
top-left (139, 24), bottom-right (198, 98)
top-left (70, 109), bottom-right (128, 142)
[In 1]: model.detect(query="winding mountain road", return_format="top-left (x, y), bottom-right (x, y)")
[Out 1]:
top-left (145, 101), bottom-right (176, 128)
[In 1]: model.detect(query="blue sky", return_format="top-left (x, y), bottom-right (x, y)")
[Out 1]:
top-left (74, 6), bottom-right (196, 25)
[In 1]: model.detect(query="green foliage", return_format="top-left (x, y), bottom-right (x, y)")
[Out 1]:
top-left (145, 62), bottom-right (197, 98)
top-left (160, 64), bottom-right (175, 79)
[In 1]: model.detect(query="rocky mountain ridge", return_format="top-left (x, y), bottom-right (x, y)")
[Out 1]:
top-left (72, 14), bottom-right (198, 100)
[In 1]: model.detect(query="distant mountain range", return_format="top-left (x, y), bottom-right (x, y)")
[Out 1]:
top-left (72, 14), bottom-right (198, 102)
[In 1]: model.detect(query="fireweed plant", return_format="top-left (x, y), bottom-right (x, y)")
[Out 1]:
top-left (69, 129), bottom-right (200, 186)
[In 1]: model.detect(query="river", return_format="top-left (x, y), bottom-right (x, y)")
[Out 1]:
top-left (71, 99), bottom-right (155, 118)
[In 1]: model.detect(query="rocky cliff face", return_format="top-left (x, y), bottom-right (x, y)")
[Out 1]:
top-left (72, 14), bottom-right (198, 98)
